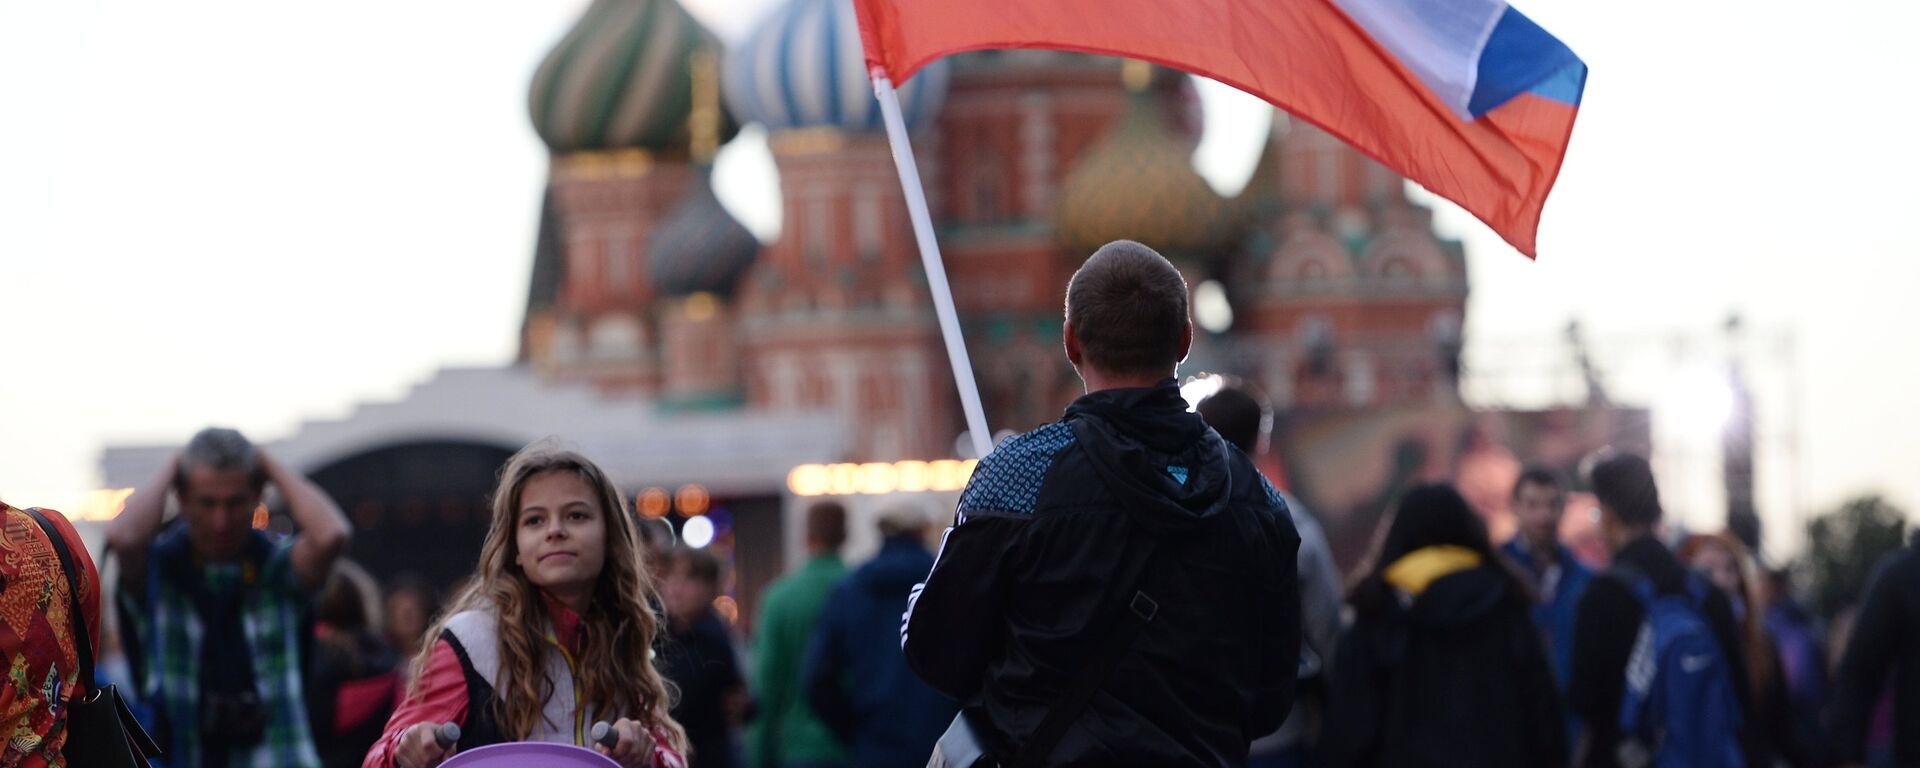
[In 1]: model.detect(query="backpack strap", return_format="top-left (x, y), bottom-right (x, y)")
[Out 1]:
top-left (1010, 530), bottom-right (1164, 768)
top-left (22, 508), bottom-right (95, 687)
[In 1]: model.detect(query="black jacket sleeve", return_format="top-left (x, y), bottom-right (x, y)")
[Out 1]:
top-left (1514, 609), bottom-right (1571, 768)
top-left (1248, 499), bottom-right (1303, 738)
top-left (1827, 554), bottom-right (1908, 763)
top-left (1568, 576), bottom-right (1639, 768)
top-left (901, 514), bottom-right (1019, 701)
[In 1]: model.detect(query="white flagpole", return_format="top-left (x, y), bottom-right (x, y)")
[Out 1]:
top-left (872, 70), bottom-right (994, 461)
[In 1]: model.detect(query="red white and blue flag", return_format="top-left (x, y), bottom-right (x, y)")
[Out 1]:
top-left (853, 0), bottom-right (1585, 256)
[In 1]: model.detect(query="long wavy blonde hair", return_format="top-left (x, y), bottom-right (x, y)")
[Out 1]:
top-left (409, 442), bottom-right (686, 753)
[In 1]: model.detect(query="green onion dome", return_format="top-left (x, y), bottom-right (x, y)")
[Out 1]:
top-left (528, 0), bottom-right (738, 154)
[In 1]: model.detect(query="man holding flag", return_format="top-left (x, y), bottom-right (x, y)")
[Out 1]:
top-left (861, 3), bottom-right (1584, 763)
top-left (902, 241), bottom-right (1302, 766)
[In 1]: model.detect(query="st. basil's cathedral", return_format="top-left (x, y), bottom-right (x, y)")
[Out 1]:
top-left (518, 0), bottom-right (1469, 461)
top-left (105, 0), bottom-right (1644, 619)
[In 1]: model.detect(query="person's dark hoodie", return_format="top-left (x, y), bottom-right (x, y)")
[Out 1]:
top-left (1325, 552), bottom-right (1567, 768)
top-left (903, 382), bottom-right (1302, 767)
top-left (801, 536), bottom-right (957, 768)
top-left (1828, 532), bottom-right (1920, 766)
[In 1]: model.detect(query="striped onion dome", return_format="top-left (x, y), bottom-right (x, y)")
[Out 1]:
top-left (1056, 93), bottom-right (1232, 258)
top-left (648, 167), bottom-right (760, 297)
top-left (722, 0), bottom-right (949, 132)
top-left (528, 0), bottom-right (737, 154)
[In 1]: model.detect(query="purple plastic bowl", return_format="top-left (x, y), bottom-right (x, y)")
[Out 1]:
top-left (439, 742), bottom-right (622, 768)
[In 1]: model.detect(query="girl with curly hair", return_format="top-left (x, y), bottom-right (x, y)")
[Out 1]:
top-left (364, 444), bottom-right (687, 768)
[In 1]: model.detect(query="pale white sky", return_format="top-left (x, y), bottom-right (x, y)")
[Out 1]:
top-left (2, 0), bottom-right (1916, 552)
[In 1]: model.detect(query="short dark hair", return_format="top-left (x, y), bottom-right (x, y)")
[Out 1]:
top-left (806, 501), bottom-right (847, 551)
top-left (1590, 453), bottom-right (1662, 528)
top-left (176, 427), bottom-right (265, 493)
top-left (1197, 382), bottom-right (1271, 455)
top-left (1065, 240), bottom-right (1190, 377)
top-left (1512, 465), bottom-right (1566, 499)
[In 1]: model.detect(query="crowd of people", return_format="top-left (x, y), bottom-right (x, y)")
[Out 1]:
top-left (0, 239), bottom-right (1915, 767)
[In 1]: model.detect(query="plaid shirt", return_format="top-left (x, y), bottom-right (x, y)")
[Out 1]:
top-left (122, 526), bottom-right (318, 768)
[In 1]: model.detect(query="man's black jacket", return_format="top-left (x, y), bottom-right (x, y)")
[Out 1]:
top-left (1567, 536), bottom-right (1761, 768)
top-left (903, 382), bottom-right (1302, 767)
top-left (1324, 565), bottom-right (1568, 768)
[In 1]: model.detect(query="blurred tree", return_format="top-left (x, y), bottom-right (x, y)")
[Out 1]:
top-left (1798, 494), bottom-right (1909, 622)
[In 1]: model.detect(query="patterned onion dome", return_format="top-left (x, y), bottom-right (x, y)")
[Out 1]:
top-left (1056, 93), bottom-right (1231, 257)
top-left (648, 168), bottom-right (761, 297)
top-left (722, 0), bottom-right (950, 132)
top-left (529, 0), bottom-right (738, 154)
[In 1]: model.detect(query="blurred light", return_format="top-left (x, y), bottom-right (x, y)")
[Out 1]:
top-left (1180, 373), bottom-right (1227, 411)
top-left (787, 465), bottom-right (831, 496)
top-left (927, 460), bottom-right (963, 491)
top-left (675, 484), bottom-right (711, 516)
top-left (683, 515), bottom-right (716, 548)
top-left (828, 463), bottom-right (860, 496)
top-left (955, 460), bottom-right (980, 490)
top-left (896, 461), bottom-right (930, 492)
top-left (712, 595), bottom-right (739, 625)
top-left (638, 488), bottom-right (671, 519)
top-left (786, 459), bottom-right (980, 496)
top-left (928, 460), bottom-right (978, 492)
top-left (1663, 365), bottom-right (1736, 438)
top-left (71, 488), bottom-right (134, 522)
top-left (857, 463), bottom-right (897, 494)
top-left (1193, 280), bottom-right (1234, 334)
top-left (251, 504), bottom-right (270, 530)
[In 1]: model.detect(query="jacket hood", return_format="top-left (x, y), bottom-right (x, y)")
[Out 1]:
top-left (1384, 545), bottom-right (1483, 596)
top-left (1405, 564), bottom-right (1511, 629)
top-left (1063, 380), bottom-right (1235, 534)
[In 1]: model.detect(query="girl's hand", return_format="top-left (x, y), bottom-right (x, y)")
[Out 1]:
top-left (593, 718), bottom-right (656, 768)
top-left (395, 722), bottom-right (455, 768)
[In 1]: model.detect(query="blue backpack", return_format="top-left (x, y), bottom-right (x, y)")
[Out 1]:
top-left (1615, 570), bottom-right (1744, 768)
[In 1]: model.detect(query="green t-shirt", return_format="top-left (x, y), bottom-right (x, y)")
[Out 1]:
top-left (747, 555), bottom-right (849, 767)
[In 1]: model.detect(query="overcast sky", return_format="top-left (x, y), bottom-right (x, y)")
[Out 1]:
top-left (3, 0), bottom-right (1916, 554)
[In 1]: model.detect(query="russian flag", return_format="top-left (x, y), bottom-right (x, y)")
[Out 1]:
top-left (853, 0), bottom-right (1585, 257)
